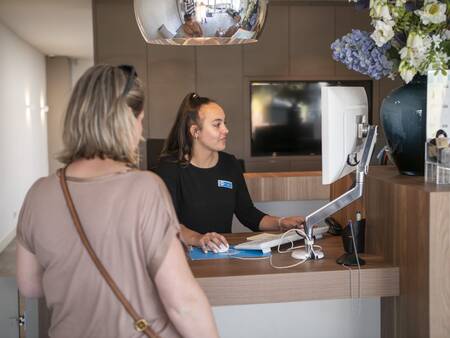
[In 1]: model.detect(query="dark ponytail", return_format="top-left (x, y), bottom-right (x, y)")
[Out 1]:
top-left (161, 92), bottom-right (214, 165)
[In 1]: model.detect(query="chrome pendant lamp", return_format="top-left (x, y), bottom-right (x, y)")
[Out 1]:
top-left (134, 0), bottom-right (268, 46)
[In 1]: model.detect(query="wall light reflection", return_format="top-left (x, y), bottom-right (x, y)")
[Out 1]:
top-left (25, 89), bottom-right (31, 127)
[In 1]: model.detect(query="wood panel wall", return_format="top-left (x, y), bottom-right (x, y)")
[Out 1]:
top-left (93, 0), bottom-right (400, 173)
top-left (244, 171), bottom-right (329, 201)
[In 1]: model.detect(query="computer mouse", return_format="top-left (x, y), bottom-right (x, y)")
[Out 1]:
top-left (216, 244), bottom-right (229, 253)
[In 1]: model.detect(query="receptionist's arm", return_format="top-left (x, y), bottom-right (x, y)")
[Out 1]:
top-left (234, 160), bottom-right (304, 232)
top-left (155, 160), bottom-right (229, 253)
top-left (179, 224), bottom-right (228, 253)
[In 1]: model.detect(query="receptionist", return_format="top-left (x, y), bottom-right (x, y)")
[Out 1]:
top-left (155, 93), bottom-right (304, 253)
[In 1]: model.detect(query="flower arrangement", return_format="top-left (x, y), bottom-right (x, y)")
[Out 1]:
top-left (331, 0), bottom-right (450, 83)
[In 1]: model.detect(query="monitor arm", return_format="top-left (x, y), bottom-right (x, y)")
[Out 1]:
top-left (302, 125), bottom-right (378, 260)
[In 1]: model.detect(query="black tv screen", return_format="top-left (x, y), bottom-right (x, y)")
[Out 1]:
top-left (250, 80), bottom-right (372, 157)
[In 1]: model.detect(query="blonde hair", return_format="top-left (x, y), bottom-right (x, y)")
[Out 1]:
top-left (59, 64), bottom-right (144, 166)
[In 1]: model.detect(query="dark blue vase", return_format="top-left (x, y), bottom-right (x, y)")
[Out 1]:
top-left (380, 76), bottom-right (427, 176)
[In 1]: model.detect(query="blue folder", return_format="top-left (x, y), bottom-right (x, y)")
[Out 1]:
top-left (188, 245), bottom-right (271, 261)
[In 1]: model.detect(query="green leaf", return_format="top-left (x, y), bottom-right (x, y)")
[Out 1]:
top-left (442, 40), bottom-right (450, 57)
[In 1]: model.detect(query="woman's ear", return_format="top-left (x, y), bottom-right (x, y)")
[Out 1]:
top-left (190, 125), bottom-right (199, 139)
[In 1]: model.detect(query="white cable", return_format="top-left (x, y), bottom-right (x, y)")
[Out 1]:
top-left (267, 228), bottom-right (323, 269)
top-left (269, 254), bottom-right (307, 269)
top-left (276, 228), bottom-right (307, 253)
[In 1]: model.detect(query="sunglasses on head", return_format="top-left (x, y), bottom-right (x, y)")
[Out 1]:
top-left (190, 92), bottom-right (203, 103)
top-left (118, 64), bottom-right (138, 96)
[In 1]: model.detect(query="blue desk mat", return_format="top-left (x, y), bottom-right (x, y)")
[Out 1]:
top-left (188, 245), bottom-right (271, 261)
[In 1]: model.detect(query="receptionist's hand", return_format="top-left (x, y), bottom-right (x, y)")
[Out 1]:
top-left (279, 216), bottom-right (305, 231)
top-left (198, 232), bottom-right (229, 253)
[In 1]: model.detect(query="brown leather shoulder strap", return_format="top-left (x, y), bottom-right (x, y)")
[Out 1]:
top-left (58, 167), bottom-right (160, 338)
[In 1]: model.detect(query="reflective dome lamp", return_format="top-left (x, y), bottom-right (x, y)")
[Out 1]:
top-left (134, 0), bottom-right (269, 46)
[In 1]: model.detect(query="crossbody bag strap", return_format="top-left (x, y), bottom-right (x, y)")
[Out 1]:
top-left (58, 167), bottom-right (160, 338)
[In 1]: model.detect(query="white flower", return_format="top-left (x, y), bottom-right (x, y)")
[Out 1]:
top-left (399, 60), bottom-right (417, 83)
top-left (400, 32), bottom-right (432, 69)
top-left (415, 0), bottom-right (447, 25)
top-left (339, 0), bottom-right (449, 83)
top-left (371, 0), bottom-right (393, 22)
top-left (407, 32), bottom-right (426, 50)
top-left (370, 20), bottom-right (395, 47)
top-left (428, 50), bottom-right (450, 71)
top-left (374, 4), bottom-right (393, 22)
top-left (432, 33), bottom-right (443, 45)
top-left (399, 46), bottom-right (410, 60)
top-left (445, 30), bottom-right (450, 40)
top-left (437, 51), bottom-right (450, 65)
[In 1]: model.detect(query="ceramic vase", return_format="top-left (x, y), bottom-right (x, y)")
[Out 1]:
top-left (380, 76), bottom-right (427, 176)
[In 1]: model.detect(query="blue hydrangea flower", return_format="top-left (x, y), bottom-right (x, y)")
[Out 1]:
top-left (331, 29), bottom-right (394, 80)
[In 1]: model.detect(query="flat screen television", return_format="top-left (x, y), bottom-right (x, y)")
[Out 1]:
top-left (250, 80), bottom-right (373, 157)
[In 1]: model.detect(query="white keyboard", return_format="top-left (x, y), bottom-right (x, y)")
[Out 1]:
top-left (234, 224), bottom-right (329, 253)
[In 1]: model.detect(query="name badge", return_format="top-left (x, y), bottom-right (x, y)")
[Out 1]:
top-left (218, 180), bottom-right (233, 189)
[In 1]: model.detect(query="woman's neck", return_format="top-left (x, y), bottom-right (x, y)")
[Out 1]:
top-left (65, 158), bottom-right (130, 178)
top-left (190, 148), bottom-right (219, 168)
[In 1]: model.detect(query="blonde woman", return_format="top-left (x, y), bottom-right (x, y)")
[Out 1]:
top-left (16, 65), bottom-right (219, 338)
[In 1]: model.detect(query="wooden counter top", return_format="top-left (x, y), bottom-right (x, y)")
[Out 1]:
top-left (369, 165), bottom-right (450, 192)
top-left (189, 233), bottom-right (399, 306)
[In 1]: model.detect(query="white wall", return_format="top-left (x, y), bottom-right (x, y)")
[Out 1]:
top-left (0, 22), bottom-right (48, 252)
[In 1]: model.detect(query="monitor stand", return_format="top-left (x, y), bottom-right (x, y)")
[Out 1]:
top-left (292, 125), bottom-right (378, 261)
top-left (291, 248), bottom-right (324, 260)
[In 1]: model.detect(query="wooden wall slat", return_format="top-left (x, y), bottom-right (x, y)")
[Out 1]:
top-left (147, 46), bottom-right (196, 138)
top-left (196, 46), bottom-right (244, 157)
top-left (243, 5), bottom-right (289, 76)
top-left (245, 174), bottom-right (329, 201)
top-left (289, 6), bottom-right (335, 76)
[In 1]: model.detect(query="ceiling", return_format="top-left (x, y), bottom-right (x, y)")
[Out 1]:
top-left (0, 0), bottom-right (93, 59)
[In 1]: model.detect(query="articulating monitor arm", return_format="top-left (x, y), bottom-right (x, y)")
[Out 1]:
top-left (303, 125), bottom-right (378, 259)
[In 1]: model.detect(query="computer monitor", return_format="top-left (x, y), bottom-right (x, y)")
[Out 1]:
top-left (291, 87), bottom-right (376, 261)
top-left (321, 87), bottom-right (369, 185)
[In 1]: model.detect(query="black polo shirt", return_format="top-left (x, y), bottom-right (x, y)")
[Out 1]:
top-left (154, 152), bottom-right (266, 234)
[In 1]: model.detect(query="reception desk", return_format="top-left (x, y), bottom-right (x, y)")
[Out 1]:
top-left (189, 234), bottom-right (399, 306)
top-left (365, 166), bottom-right (450, 338)
top-left (189, 233), bottom-right (399, 337)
